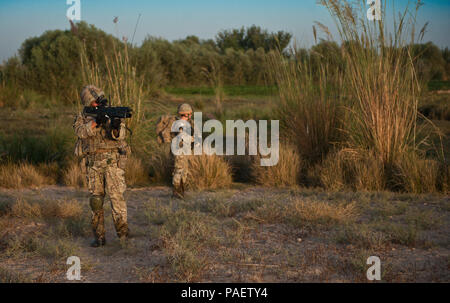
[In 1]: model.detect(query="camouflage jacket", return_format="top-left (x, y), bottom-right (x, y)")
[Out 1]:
top-left (73, 113), bottom-right (129, 157)
top-left (157, 116), bottom-right (197, 144)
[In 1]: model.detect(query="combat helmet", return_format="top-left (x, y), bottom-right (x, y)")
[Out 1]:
top-left (177, 103), bottom-right (193, 115)
top-left (80, 85), bottom-right (105, 106)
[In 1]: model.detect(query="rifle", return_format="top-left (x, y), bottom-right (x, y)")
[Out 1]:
top-left (83, 106), bottom-right (133, 120)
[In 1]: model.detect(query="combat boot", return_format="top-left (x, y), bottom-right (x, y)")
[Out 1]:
top-left (115, 220), bottom-right (129, 241)
top-left (90, 237), bottom-right (106, 247)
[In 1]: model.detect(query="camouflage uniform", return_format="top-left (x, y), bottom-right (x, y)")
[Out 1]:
top-left (171, 117), bottom-right (193, 197)
top-left (157, 105), bottom-right (194, 198)
top-left (74, 85), bottom-right (130, 245)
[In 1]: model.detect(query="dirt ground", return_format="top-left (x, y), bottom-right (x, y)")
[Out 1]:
top-left (0, 185), bottom-right (448, 283)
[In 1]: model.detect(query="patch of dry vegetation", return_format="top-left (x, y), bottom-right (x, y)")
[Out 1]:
top-left (287, 200), bottom-right (358, 229)
top-left (393, 152), bottom-right (446, 194)
top-left (0, 197), bottom-right (86, 263)
top-left (188, 154), bottom-right (233, 190)
top-left (0, 163), bottom-right (54, 189)
top-left (125, 157), bottom-right (151, 187)
top-left (143, 199), bottom-right (219, 281)
top-left (10, 198), bottom-right (83, 219)
top-left (62, 160), bottom-right (86, 188)
top-left (252, 144), bottom-right (302, 187)
top-left (266, 0), bottom-right (449, 194)
top-left (0, 267), bottom-right (33, 283)
top-left (320, 149), bottom-right (385, 191)
top-left (255, 197), bottom-right (358, 230)
top-left (148, 144), bottom-right (173, 185)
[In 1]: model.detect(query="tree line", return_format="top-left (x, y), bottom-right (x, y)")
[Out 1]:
top-left (0, 21), bottom-right (449, 105)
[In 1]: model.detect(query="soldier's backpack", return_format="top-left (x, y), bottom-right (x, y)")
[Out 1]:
top-left (156, 115), bottom-right (176, 144)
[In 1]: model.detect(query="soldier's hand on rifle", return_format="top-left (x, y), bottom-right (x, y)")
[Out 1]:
top-left (111, 117), bottom-right (121, 130)
top-left (96, 112), bottom-right (109, 126)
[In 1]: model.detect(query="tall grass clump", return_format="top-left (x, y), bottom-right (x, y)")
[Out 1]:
top-left (78, 27), bottom-right (172, 178)
top-left (62, 160), bottom-right (87, 188)
top-left (393, 151), bottom-right (440, 194)
top-left (319, 0), bottom-right (437, 178)
top-left (79, 32), bottom-right (171, 163)
top-left (320, 149), bottom-right (385, 191)
top-left (202, 60), bottom-right (225, 117)
top-left (125, 157), bottom-right (151, 187)
top-left (0, 163), bottom-right (53, 189)
top-left (80, 40), bottom-right (145, 131)
top-left (251, 143), bottom-right (302, 187)
top-left (187, 155), bottom-right (233, 191)
top-left (268, 45), bottom-right (345, 165)
top-left (0, 125), bottom-right (74, 165)
top-left (148, 144), bottom-right (173, 185)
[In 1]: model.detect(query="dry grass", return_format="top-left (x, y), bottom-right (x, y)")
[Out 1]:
top-left (187, 154), bottom-right (233, 191)
top-left (335, 224), bottom-right (388, 249)
top-left (10, 198), bottom-right (83, 219)
top-left (251, 144), bottom-right (302, 187)
top-left (0, 187), bottom-right (448, 282)
top-left (35, 162), bottom-right (60, 184)
top-left (319, 148), bottom-right (448, 193)
top-left (202, 60), bottom-right (225, 117)
top-left (80, 39), bottom-right (145, 131)
top-left (268, 47), bottom-right (344, 164)
top-left (268, 0), bottom-right (443, 193)
top-left (148, 144), bottom-right (173, 184)
top-left (10, 198), bottom-right (42, 218)
top-left (256, 197), bottom-right (358, 230)
top-left (153, 205), bottom-right (218, 282)
top-left (125, 157), bottom-right (151, 187)
top-left (41, 199), bottom-right (83, 219)
top-left (0, 267), bottom-right (33, 283)
top-left (287, 199), bottom-right (358, 229)
top-left (62, 160), bottom-right (86, 188)
top-left (0, 163), bottom-right (53, 189)
top-left (319, 0), bottom-right (438, 168)
top-left (393, 151), bottom-right (441, 193)
top-left (320, 149), bottom-right (385, 191)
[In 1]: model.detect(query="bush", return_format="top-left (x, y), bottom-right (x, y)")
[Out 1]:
top-left (148, 144), bottom-right (173, 185)
top-left (393, 152), bottom-right (440, 194)
top-left (0, 125), bottom-right (74, 165)
top-left (62, 160), bottom-right (86, 188)
top-left (226, 154), bottom-right (255, 182)
top-left (187, 155), bottom-right (233, 191)
top-left (125, 157), bottom-right (151, 187)
top-left (320, 149), bottom-right (385, 191)
top-left (10, 198), bottom-right (83, 220)
top-left (268, 49), bottom-right (344, 164)
top-left (251, 144), bottom-right (302, 187)
top-left (0, 163), bottom-right (53, 189)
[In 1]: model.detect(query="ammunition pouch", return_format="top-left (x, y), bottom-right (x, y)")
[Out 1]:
top-left (117, 146), bottom-right (130, 170)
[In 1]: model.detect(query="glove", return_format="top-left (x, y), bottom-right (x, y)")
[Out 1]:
top-left (111, 118), bottom-right (121, 130)
top-left (95, 112), bottom-right (108, 125)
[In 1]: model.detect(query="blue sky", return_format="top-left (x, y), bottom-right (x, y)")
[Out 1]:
top-left (0, 0), bottom-right (449, 62)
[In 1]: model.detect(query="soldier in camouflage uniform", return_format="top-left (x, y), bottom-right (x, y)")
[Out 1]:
top-left (171, 104), bottom-right (194, 199)
top-left (73, 85), bottom-right (130, 247)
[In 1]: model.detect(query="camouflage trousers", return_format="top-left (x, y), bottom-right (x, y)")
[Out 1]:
top-left (172, 154), bottom-right (189, 189)
top-left (86, 152), bottom-right (128, 241)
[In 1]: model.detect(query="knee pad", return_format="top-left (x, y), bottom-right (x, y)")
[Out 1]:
top-left (89, 196), bottom-right (104, 212)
